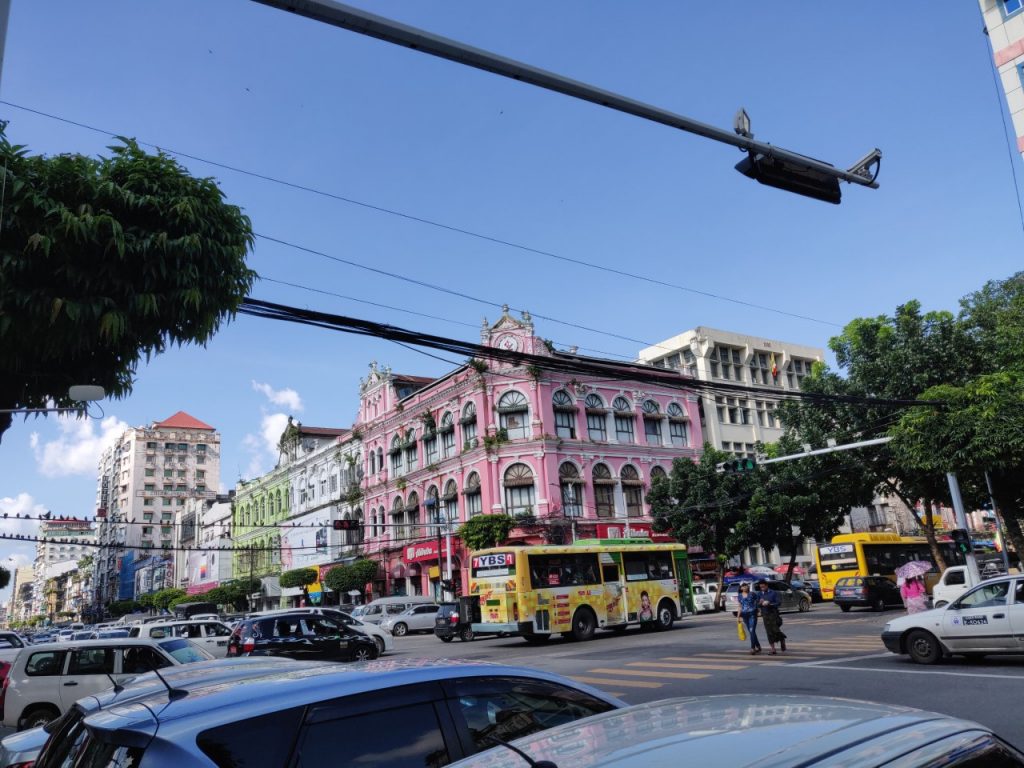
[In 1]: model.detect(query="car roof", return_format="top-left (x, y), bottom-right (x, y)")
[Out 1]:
top-left (88, 659), bottom-right (625, 738)
top-left (448, 695), bottom-right (996, 768)
top-left (22, 638), bottom-right (189, 651)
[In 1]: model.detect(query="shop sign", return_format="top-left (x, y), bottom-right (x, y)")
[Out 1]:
top-left (405, 541), bottom-right (441, 563)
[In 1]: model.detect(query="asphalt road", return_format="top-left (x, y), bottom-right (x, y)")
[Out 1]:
top-left (391, 604), bottom-right (1024, 741)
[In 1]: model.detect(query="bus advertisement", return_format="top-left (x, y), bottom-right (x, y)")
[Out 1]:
top-left (467, 539), bottom-right (691, 642)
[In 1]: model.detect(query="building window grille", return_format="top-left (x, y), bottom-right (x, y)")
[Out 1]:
top-left (498, 390), bottom-right (529, 440)
top-left (559, 463), bottom-right (584, 517)
top-left (593, 463), bottom-right (615, 518)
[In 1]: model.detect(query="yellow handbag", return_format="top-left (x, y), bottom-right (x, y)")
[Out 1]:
top-left (737, 620), bottom-right (747, 641)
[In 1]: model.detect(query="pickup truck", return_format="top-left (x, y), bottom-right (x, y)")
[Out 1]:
top-left (931, 564), bottom-right (1005, 607)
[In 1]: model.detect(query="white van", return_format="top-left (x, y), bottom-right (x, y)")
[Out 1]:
top-left (352, 596), bottom-right (437, 625)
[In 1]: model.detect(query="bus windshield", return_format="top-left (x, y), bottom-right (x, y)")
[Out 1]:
top-left (471, 552), bottom-right (516, 579)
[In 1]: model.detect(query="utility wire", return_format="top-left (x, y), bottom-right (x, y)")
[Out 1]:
top-left (0, 98), bottom-right (842, 328)
top-left (237, 296), bottom-right (941, 409)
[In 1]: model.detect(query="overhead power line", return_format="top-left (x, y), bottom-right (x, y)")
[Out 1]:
top-left (1, 98), bottom-right (842, 328)
top-left (237, 296), bottom-right (939, 409)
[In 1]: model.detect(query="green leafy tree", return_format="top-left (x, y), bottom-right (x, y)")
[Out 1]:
top-left (152, 587), bottom-right (186, 611)
top-left (458, 513), bottom-right (515, 552)
top-left (779, 301), bottom-right (984, 569)
top-left (0, 131), bottom-right (255, 442)
top-left (324, 560), bottom-right (379, 597)
top-left (136, 592), bottom-right (156, 610)
top-left (280, 567), bottom-right (319, 603)
top-left (648, 447), bottom-right (761, 602)
top-left (745, 435), bottom-right (876, 581)
top-left (107, 600), bottom-right (142, 617)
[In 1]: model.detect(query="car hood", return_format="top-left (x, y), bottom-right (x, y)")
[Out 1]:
top-left (448, 696), bottom-right (980, 768)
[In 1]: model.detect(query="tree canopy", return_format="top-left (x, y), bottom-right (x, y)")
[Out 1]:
top-left (458, 514), bottom-right (515, 552)
top-left (0, 131), bottom-right (255, 441)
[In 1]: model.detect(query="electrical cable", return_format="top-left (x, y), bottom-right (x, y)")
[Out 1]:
top-left (0, 98), bottom-right (843, 328)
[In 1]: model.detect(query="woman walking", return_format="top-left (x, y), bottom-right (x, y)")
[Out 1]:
top-left (757, 580), bottom-right (787, 655)
top-left (900, 575), bottom-right (928, 614)
top-left (737, 583), bottom-right (762, 654)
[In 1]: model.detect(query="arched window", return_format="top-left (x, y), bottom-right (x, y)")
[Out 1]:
top-left (667, 403), bottom-right (689, 447)
top-left (613, 397), bottom-right (635, 443)
top-left (424, 424), bottom-right (439, 464)
top-left (425, 485), bottom-right (441, 524)
top-left (350, 508), bottom-right (364, 545)
top-left (461, 401), bottom-right (478, 447)
top-left (593, 463), bottom-right (615, 518)
top-left (440, 412), bottom-right (456, 458)
top-left (376, 448), bottom-right (384, 475)
top-left (391, 496), bottom-right (405, 541)
top-left (584, 394), bottom-right (607, 441)
top-left (552, 390), bottom-right (577, 440)
top-left (390, 436), bottom-right (403, 475)
top-left (559, 463), bottom-right (583, 518)
top-left (498, 390), bottom-right (529, 440)
top-left (504, 463), bottom-right (535, 516)
top-left (650, 465), bottom-right (668, 482)
top-left (404, 429), bottom-right (418, 472)
top-left (443, 479), bottom-right (459, 523)
top-left (369, 450), bottom-right (376, 475)
top-left (406, 491), bottom-right (420, 537)
top-left (320, 469), bottom-right (328, 497)
top-left (642, 400), bottom-right (663, 445)
top-left (464, 472), bottom-right (482, 517)
top-left (621, 465), bottom-right (644, 518)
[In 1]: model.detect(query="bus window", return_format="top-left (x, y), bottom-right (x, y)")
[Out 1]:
top-left (528, 554), bottom-right (601, 589)
top-left (622, 552), bottom-right (674, 582)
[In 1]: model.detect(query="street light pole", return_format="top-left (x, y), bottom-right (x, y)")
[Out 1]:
top-left (946, 473), bottom-right (980, 585)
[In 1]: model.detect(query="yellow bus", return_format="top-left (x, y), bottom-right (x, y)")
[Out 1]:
top-left (467, 538), bottom-right (691, 642)
top-left (814, 532), bottom-right (965, 600)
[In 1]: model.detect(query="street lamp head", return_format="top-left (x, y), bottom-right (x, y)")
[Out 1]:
top-left (69, 385), bottom-right (105, 402)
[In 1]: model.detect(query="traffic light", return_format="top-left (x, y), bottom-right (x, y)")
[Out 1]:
top-left (950, 528), bottom-right (971, 556)
top-left (333, 519), bottom-right (361, 531)
top-left (717, 457), bottom-right (757, 473)
top-left (735, 152), bottom-right (842, 205)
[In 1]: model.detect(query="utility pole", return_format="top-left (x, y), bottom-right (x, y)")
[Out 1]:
top-left (947, 473), bottom-right (980, 585)
top-left (984, 471), bottom-right (1013, 573)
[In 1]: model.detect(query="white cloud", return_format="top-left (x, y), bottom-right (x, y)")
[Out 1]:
top-left (0, 493), bottom-right (45, 538)
top-left (252, 381), bottom-right (303, 412)
top-left (242, 384), bottom-right (302, 479)
top-left (30, 413), bottom-right (129, 478)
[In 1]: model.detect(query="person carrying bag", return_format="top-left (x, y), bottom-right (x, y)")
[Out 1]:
top-left (736, 583), bottom-right (761, 654)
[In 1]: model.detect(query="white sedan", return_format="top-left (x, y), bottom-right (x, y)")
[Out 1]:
top-left (882, 574), bottom-right (1024, 664)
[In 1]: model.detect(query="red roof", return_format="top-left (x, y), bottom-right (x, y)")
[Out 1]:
top-left (298, 426), bottom-right (349, 438)
top-left (154, 411), bottom-right (216, 431)
top-left (393, 374), bottom-right (435, 385)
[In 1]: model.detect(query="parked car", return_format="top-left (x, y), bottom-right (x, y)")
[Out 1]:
top-left (0, 657), bottom-right (298, 768)
top-left (791, 578), bottom-right (823, 603)
top-left (89, 629), bottom-right (130, 639)
top-left (834, 576), bottom-right (904, 612)
top-left (128, 619), bottom-right (234, 658)
top-left (251, 606), bottom-right (393, 654)
top-left (0, 632), bottom-right (29, 666)
top-left (447, 695), bottom-right (1024, 768)
top-left (350, 595), bottom-right (437, 625)
top-left (380, 603), bottom-right (441, 636)
top-left (0, 637), bottom-right (213, 730)
top-left (724, 579), bottom-right (812, 616)
top-left (31, 658), bottom-right (623, 766)
top-left (690, 582), bottom-right (720, 613)
top-left (882, 574), bottom-right (1024, 664)
top-left (227, 612), bottom-right (380, 661)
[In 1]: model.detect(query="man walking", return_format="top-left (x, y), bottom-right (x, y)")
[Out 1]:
top-left (756, 580), bottom-right (787, 655)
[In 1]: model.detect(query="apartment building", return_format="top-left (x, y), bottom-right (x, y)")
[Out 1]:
top-left (980, 1), bottom-right (1024, 157)
top-left (638, 326), bottom-right (824, 457)
top-left (32, 518), bottom-right (94, 616)
top-left (93, 411), bottom-right (220, 606)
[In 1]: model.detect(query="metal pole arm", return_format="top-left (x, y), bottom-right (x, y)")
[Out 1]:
top-left (757, 436), bottom-right (892, 465)
top-left (253, 0), bottom-right (880, 189)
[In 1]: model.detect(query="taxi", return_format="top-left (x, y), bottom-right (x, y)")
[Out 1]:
top-left (881, 574), bottom-right (1024, 664)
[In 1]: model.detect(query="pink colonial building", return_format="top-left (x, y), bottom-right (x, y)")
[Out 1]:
top-left (355, 308), bottom-right (704, 600)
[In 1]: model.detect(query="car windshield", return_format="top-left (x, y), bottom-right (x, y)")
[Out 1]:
top-left (158, 638), bottom-right (213, 664)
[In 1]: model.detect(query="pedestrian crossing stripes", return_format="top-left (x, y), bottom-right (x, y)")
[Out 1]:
top-left (571, 642), bottom-right (888, 694)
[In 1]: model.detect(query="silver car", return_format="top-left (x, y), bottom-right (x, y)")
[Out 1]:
top-left (379, 603), bottom-right (440, 636)
top-left (449, 695), bottom-right (1024, 768)
top-left (35, 659), bottom-right (624, 766)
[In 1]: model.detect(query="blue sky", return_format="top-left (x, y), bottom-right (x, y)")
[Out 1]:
top-left (2, 2), bottom-right (1022, 601)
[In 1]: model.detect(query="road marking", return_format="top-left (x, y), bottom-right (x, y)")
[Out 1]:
top-left (571, 676), bottom-right (663, 689)
top-left (792, 652), bottom-right (891, 666)
top-left (627, 660), bottom-right (746, 671)
top-left (588, 667), bottom-right (709, 680)
top-left (794, 663), bottom-right (1024, 680)
top-left (687, 652), bottom-right (818, 660)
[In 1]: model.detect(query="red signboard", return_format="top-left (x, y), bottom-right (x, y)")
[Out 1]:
top-left (594, 522), bottom-right (673, 542)
top-left (404, 541), bottom-right (441, 563)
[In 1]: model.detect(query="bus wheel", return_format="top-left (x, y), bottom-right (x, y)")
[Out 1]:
top-left (571, 608), bottom-right (597, 641)
top-left (654, 600), bottom-right (675, 631)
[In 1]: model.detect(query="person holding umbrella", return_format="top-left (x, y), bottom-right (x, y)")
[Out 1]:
top-left (895, 560), bottom-right (932, 614)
